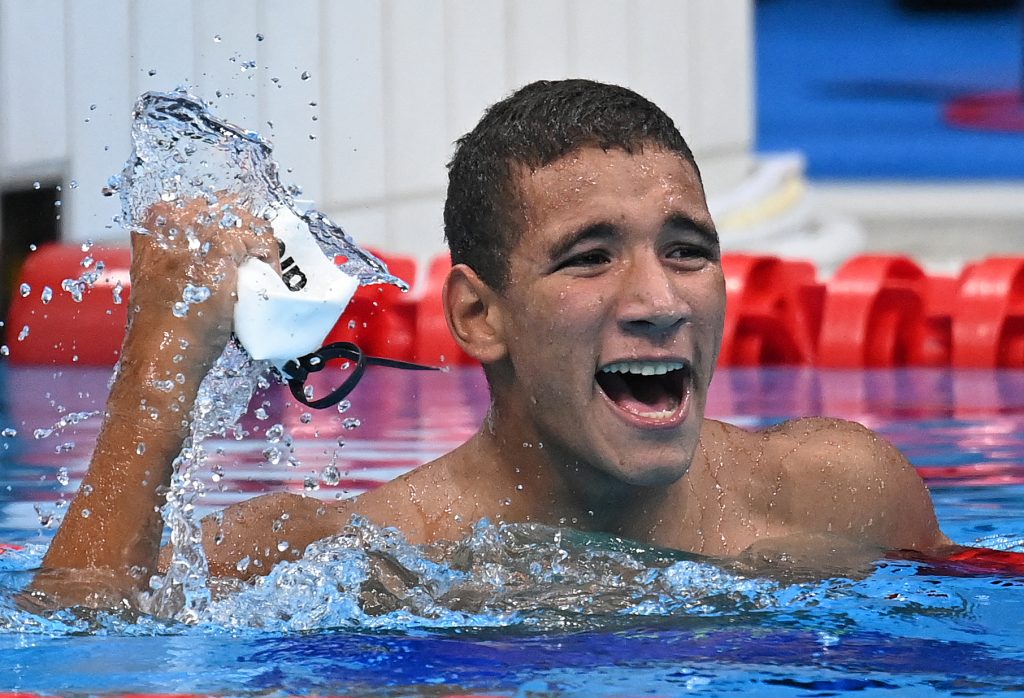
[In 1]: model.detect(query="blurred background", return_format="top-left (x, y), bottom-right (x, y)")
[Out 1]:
top-left (0, 0), bottom-right (1021, 324)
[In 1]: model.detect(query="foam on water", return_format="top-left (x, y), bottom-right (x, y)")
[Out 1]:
top-left (1, 518), bottom-right (1015, 638)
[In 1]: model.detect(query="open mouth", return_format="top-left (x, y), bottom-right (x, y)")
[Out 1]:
top-left (595, 360), bottom-right (690, 424)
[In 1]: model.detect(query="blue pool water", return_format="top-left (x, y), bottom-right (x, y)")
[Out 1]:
top-left (1, 364), bottom-right (1024, 696)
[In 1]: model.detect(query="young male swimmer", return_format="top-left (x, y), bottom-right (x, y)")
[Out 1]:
top-left (31, 79), bottom-right (962, 606)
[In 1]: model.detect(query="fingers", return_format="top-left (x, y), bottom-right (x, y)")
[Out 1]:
top-left (243, 228), bottom-right (282, 273)
top-left (139, 197), bottom-right (275, 259)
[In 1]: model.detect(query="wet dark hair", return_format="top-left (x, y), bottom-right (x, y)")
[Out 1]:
top-left (444, 79), bottom-right (699, 290)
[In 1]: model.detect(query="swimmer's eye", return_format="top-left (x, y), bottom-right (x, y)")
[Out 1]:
top-left (665, 243), bottom-right (719, 268)
top-left (557, 249), bottom-right (612, 270)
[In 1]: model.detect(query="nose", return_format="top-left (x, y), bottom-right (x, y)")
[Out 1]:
top-left (617, 254), bottom-right (690, 334)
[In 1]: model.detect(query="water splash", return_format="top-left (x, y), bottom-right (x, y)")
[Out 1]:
top-left (116, 89), bottom-right (404, 287)
top-left (31, 411), bottom-right (102, 441)
top-left (110, 89), bottom-right (408, 622)
top-left (1, 518), bottom-right (1007, 638)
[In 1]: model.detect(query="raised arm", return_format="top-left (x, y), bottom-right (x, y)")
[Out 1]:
top-left (26, 198), bottom-right (277, 608)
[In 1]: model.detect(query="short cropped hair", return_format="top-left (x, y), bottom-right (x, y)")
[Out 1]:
top-left (444, 79), bottom-right (699, 290)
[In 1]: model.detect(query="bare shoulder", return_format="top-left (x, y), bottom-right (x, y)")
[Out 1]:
top-left (757, 417), bottom-right (951, 553)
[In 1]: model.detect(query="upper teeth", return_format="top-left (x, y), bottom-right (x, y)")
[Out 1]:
top-left (600, 361), bottom-right (684, 376)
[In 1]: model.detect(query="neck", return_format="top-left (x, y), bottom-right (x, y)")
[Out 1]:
top-left (464, 404), bottom-right (678, 537)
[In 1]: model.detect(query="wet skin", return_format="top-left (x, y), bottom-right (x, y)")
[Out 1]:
top-left (31, 146), bottom-right (958, 607)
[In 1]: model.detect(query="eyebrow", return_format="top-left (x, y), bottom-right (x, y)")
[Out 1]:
top-left (547, 221), bottom-right (617, 261)
top-left (664, 214), bottom-right (720, 247)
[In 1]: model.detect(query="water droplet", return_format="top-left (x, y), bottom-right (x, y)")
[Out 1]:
top-left (34, 505), bottom-right (53, 528)
top-left (337, 399), bottom-right (351, 414)
top-left (148, 68), bottom-right (157, 76)
top-left (213, 34), bottom-right (222, 43)
top-left (303, 477), bottom-right (318, 492)
top-left (136, 442), bottom-right (146, 455)
top-left (82, 484), bottom-right (93, 496)
top-left (112, 281), bottom-right (124, 304)
top-left (32, 181), bottom-right (40, 190)
top-left (182, 283), bottom-right (211, 304)
top-left (153, 379), bottom-right (175, 392)
top-left (342, 418), bottom-right (361, 430)
top-left (255, 407), bottom-right (269, 420)
top-left (17, 325), bottom-right (29, 342)
top-left (1, 428), bottom-right (16, 438)
top-left (277, 540), bottom-right (290, 552)
top-left (300, 412), bottom-right (313, 424)
top-left (262, 446), bottom-right (281, 465)
top-left (172, 301), bottom-right (189, 318)
top-left (0, 346), bottom-right (9, 357)
top-left (81, 508), bottom-right (91, 518)
top-left (40, 286), bottom-right (53, 304)
top-left (56, 467), bottom-right (70, 486)
top-left (219, 211), bottom-right (241, 228)
top-left (55, 442), bottom-right (75, 454)
top-left (320, 464), bottom-right (341, 486)
top-left (256, 32), bottom-right (264, 41)
top-left (235, 556), bottom-right (251, 572)
top-left (265, 423), bottom-right (284, 443)
top-left (19, 283), bottom-right (30, 297)
top-left (300, 70), bottom-right (311, 80)
top-left (69, 180), bottom-right (78, 189)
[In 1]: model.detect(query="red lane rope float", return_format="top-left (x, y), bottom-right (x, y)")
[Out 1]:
top-left (414, 254), bottom-right (475, 366)
top-left (324, 249), bottom-right (419, 362)
top-left (817, 255), bottom-right (930, 368)
top-left (918, 463), bottom-right (1024, 488)
top-left (719, 255), bottom-right (821, 366)
top-left (952, 257), bottom-right (1024, 368)
top-left (8, 245), bottom-right (1024, 368)
top-left (5, 244), bottom-right (131, 366)
top-left (897, 547), bottom-right (1024, 577)
top-left (944, 90), bottom-right (1024, 133)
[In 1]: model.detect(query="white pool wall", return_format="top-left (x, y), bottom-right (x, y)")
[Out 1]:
top-left (0, 0), bottom-right (755, 260)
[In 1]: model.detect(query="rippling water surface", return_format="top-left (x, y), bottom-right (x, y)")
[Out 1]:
top-left (1, 366), bottom-right (1023, 696)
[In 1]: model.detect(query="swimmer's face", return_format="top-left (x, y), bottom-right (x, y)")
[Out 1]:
top-left (491, 145), bottom-right (725, 491)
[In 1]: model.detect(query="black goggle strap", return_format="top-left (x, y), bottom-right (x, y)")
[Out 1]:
top-left (282, 341), bottom-right (440, 410)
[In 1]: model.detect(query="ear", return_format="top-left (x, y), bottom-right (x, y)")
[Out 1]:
top-left (443, 264), bottom-right (508, 364)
